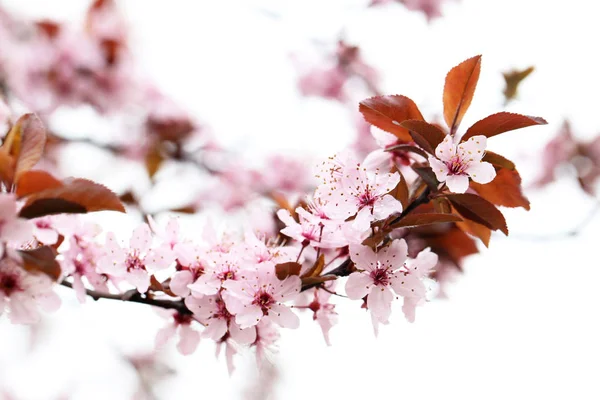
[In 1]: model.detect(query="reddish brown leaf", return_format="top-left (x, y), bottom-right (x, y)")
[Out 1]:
top-left (359, 95), bottom-right (424, 142)
top-left (444, 193), bottom-right (508, 235)
top-left (7, 114), bottom-right (47, 181)
top-left (412, 165), bottom-right (439, 189)
top-left (16, 170), bottom-right (63, 198)
top-left (400, 120), bottom-right (446, 154)
top-left (503, 66), bottom-right (534, 103)
top-left (482, 151), bottom-right (515, 170)
top-left (456, 219), bottom-right (492, 247)
top-left (463, 112), bottom-right (547, 141)
top-left (275, 262), bottom-right (302, 280)
top-left (443, 55), bottom-right (482, 134)
top-left (385, 144), bottom-right (428, 159)
top-left (427, 226), bottom-right (479, 266)
top-left (18, 246), bottom-right (61, 281)
top-left (301, 275), bottom-right (337, 288)
top-left (391, 213), bottom-right (462, 229)
top-left (145, 143), bottom-right (164, 178)
top-left (302, 254), bottom-right (325, 279)
top-left (19, 179), bottom-right (126, 219)
top-left (433, 197), bottom-right (452, 214)
top-left (470, 168), bottom-right (530, 210)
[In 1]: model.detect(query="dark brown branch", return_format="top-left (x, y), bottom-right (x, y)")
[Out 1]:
top-left (60, 280), bottom-right (191, 315)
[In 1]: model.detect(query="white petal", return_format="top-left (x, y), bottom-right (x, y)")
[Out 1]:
top-left (429, 156), bottom-right (449, 182)
top-left (457, 135), bottom-right (487, 161)
top-left (345, 272), bottom-right (372, 299)
top-left (129, 224), bottom-right (152, 253)
top-left (377, 239), bottom-right (408, 269)
top-left (445, 174), bottom-right (470, 193)
top-left (467, 161), bottom-right (496, 184)
top-left (273, 275), bottom-right (301, 302)
top-left (169, 271), bottom-right (193, 297)
top-left (371, 126), bottom-right (397, 147)
top-left (373, 194), bottom-right (403, 220)
top-left (127, 269), bottom-right (150, 293)
top-left (229, 321), bottom-right (257, 345)
top-left (352, 206), bottom-right (374, 232)
top-left (363, 150), bottom-right (391, 171)
top-left (203, 318), bottom-right (228, 340)
top-left (435, 135), bottom-right (456, 162)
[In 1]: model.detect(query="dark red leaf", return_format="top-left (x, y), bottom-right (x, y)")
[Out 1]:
top-left (275, 262), bottom-right (302, 280)
top-left (400, 120), bottom-right (446, 154)
top-left (444, 193), bottom-right (508, 235)
top-left (463, 112), bottom-right (547, 141)
top-left (16, 170), bottom-right (63, 198)
top-left (19, 179), bottom-right (126, 219)
top-left (470, 168), bottom-right (530, 210)
top-left (443, 55), bottom-right (482, 134)
top-left (391, 213), bottom-right (462, 228)
top-left (481, 151), bottom-right (515, 170)
top-left (359, 95), bottom-right (424, 142)
top-left (18, 246), bottom-right (61, 281)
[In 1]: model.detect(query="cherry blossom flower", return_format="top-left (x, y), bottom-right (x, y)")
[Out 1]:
top-left (31, 217), bottom-right (59, 245)
top-left (169, 243), bottom-right (208, 298)
top-left (222, 267), bottom-right (301, 329)
top-left (316, 156), bottom-right (403, 231)
top-left (346, 239), bottom-right (416, 326)
top-left (97, 224), bottom-right (175, 293)
top-left (277, 207), bottom-right (346, 249)
top-left (429, 135), bottom-right (496, 193)
top-left (300, 286), bottom-right (338, 345)
top-left (154, 309), bottom-right (200, 356)
top-left (363, 126), bottom-right (416, 170)
top-left (401, 247), bottom-right (438, 322)
top-left (0, 255), bottom-right (61, 324)
top-left (187, 249), bottom-right (240, 297)
top-left (60, 236), bottom-right (109, 303)
top-left (242, 230), bottom-right (296, 265)
top-left (185, 294), bottom-right (256, 344)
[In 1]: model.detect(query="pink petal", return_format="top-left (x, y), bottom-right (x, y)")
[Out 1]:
top-left (345, 272), bottom-right (372, 300)
top-left (177, 324), bottom-right (200, 355)
top-left (155, 323), bottom-right (177, 348)
top-left (363, 149), bottom-right (391, 171)
top-left (145, 246), bottom-right (175, 272)
top-left (267, 303), bottom-right (300, 329)
top-left (402, 297), bottom-right (419, 323)
top-left (407, 247), bottom-right (438, 278)
top-left (272, 275), bottom-right (301, 302)
top-left (352, 206), bottom-right (374, 232)
top-left (72, 275), bottom-right (88, 304)
top-left (234, 304), bottom-right (263, 329)
top-left (371, 126), bottom-right (398, 148)
top-left (188, 273), bottom-right (221, 297)
top-left (367, 286), bottom-right (393, 323)
top-left (466, 161), bottom-right (496, 184)
top-left (203, 318), bottom-right (228, 340)
top-left (229, 321), bottom-right (256, 345)
top-left (129, 224), bottom-right (152, 253)
top-left (9, 293), bottom-right (40, 324)
top-left (348, 244), bottom-right (378, 272)
top-left (378, 238), bottom-right (408, 268)
top-left (373, 194), bottom-right (403, 220)
top-left (127, 269), bottom-right (150, 293)
top-left (391, 273), bottom-right (425, 298)
top-left (169, 271), bottom-right (193, 297)
top-left (445, 174), bottom-right (470, 193)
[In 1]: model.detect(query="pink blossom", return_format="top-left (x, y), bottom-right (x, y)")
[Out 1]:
top-left (346, 239), bottom-right (421, 326)
top-left (316, 156), bottom-right (403, 231)
top-left (299, 286), bottom-right (338, 346)
top-left (363, 126), bottom-right (417, 170)
top-left (60, 236), bottom-right (109, 303)
top-left (97, 224), bottom-right (175, 293)
top-left (401, 247), bottom-right (438, 322)
top-left (429, 135), bottom-right (496, 193)
top-left (187, 249), bottom-right (240, 297)
top-left (242, 230), bottom-right (296, 265)
top-left (185, 294), bottom-right (256, 344)
top-left (32, 217), bottom-right (59, 245)
top-left (154, 309), bottom-right (201, 356)
top-left (169, 243), bottom-right (209, 298)
top-left (298, 66), bottom-right (348, 101)
top-left (277, 207), bottom-right (346, 249)
top-left (0, 255), bottom-right (61, 324)
top-left (222, 267), bottom-right (301, 329)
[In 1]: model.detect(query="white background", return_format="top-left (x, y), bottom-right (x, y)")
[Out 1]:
top-left (1, 0), bottom-right (599, 399)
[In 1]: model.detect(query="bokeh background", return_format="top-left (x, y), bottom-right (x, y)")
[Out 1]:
top-left (1, 0), bottom-right (599, 399)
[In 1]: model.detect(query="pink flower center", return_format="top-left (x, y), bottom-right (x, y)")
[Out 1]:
top-left (174, 312), bottom-right (193, 325)
top-left (217, 268), bottom-right (236, 282)
top-left (0, 274), bottom-right (21, 295)
top-left (446, 155), bottom-right (468, 175)
top-left (357, 185), bottom-right (377, 208)
top-left (35, 220), bottom-right (51, 229)
top-left (125, 252), bottom-right (145, 272)
top-left (370, 267), bottom-right (390, 286)
top-left (214, 297), bottom-right (233, 320)
top-left (253, 290), bottom-right (275, 315)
